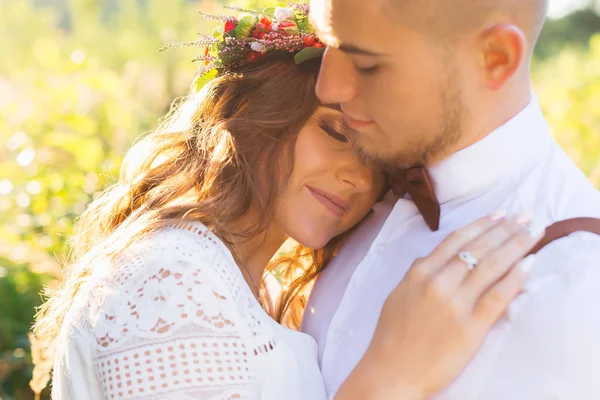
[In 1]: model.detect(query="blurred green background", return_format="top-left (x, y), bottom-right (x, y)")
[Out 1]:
top-left (0, 0), bottom-right (599, 398)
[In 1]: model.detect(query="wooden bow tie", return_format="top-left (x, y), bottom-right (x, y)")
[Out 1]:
top-left (389, 166), bottom-right (441, 231)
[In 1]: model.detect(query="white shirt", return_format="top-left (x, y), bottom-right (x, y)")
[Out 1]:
top-left (53, 222), bottom-right (327, 400)
top-left (302, 94), bottom-right (600, 399)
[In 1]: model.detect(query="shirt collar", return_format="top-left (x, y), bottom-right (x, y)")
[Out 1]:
top-left (429, 93), bottom-right (554, 204)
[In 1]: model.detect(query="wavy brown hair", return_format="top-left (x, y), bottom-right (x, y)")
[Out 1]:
top-left (31, 54), bottom-right (352, 393)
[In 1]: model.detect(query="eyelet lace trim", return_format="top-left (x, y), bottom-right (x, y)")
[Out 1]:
top-left (70, 222), bottom-right (281, 399)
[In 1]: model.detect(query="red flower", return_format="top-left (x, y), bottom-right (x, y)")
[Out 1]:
top-left (255, 22), bottom-right (270, 32)
top-left (247, 51), bottom-right (260, 63)
top-left (313, 38), bottom-right (325, 48)
top-left (203, 47), bottom-right (210, 65)
top-left (302, 36), bottom-right (315, 47)
top-left (224, 20), bottom-right (238, 32)
top-left (252, 29), bottom-right (267, 39)
top-left (252, 22), bottom-right (270, 39)
top-left (278, 21), bottom-right (298, 35)
top-left (260, 17), bottom-right (272, 27)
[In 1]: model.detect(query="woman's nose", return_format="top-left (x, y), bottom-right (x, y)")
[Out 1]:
top-left (335, 151), bottom-right (375, 193)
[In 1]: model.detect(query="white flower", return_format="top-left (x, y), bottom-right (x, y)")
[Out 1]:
top-left (271, 22), bottom-right (279, 31)
top-left (250, 42), bottom-right (267, 53)
top-left (274, 7), bottom-right (295, 23)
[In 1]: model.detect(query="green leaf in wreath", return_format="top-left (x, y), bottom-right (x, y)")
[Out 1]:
top-left (213, 25), bottom-right (224, 40)
top-left (294, 47), bottom-right (325, 65)
top-left (296, 18), bottom-right (310, 32)
top-left (235, 14), bottom-right (256, 39)
top-left (193, 69), bottom-right (218, 93)
top-left (262, 7), bottom-right (276, 17)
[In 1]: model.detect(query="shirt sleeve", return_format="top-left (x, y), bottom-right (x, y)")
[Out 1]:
top-left (84, 234), bottom-right (261, 400)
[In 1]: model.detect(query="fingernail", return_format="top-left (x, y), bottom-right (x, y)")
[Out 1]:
top-left (515, 211), bottom-right (533, 225)
top-left (490, 209), bottom-right (507, 220)
top-left (517, 254), bottom-right (537, 274)
top-left (527, 224), bottom-right (546, 239)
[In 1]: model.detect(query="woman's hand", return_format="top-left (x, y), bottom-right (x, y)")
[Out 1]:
top-left (336, 212), bottom-right (543, 399)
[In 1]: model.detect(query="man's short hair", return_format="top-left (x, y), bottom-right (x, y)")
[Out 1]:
top-left (386, 0), bottom-right (549, 49)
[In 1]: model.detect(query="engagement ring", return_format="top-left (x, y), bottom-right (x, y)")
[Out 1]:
top-left (458, 251), bottom-right (479, 271)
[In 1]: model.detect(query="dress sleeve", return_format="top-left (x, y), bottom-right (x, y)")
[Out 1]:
top-left (86, 233), bottom-right (261, 400)
top-left (52, 325), bottom-right (106, 400)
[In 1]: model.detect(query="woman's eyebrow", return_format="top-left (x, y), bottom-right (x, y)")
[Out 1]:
top-left (339, 43), bottom-right (386, 57)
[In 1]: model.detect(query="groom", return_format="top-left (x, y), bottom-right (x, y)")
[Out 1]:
top-left (303, 0), bottom-right (600, 398)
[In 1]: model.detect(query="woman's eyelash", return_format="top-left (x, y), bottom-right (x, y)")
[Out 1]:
top-left (318, 119), bottom-right (349, 143)
top-left (355, 65), bottom-right (379, 75)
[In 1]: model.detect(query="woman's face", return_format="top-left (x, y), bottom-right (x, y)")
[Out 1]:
top-left (273, 106), bottom-right (386, 249)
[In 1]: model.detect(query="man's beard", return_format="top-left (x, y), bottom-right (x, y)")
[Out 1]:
top-left (352, 73), bottom-right (465, 173)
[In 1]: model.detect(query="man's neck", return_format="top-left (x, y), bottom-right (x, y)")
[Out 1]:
top-left (430, 84), bottom-right (532, 166)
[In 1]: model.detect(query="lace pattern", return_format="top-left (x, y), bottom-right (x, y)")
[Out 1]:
top-left (73, 223), bottom-right (270, 399)
top-left (91, 257), bottom-right (240, 350)
top-left (95, 335), bottom-right (254, 399)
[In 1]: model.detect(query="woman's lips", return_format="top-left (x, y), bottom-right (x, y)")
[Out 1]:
top-left (306, 185), bottom-right (349, 217)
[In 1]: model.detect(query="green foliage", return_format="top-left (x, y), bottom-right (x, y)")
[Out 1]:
top-left (0, 0), bottom-right (210, 398)
top-left (0, 0), bottom-right (599, 399)
top-left (0, 258), bottom-right (49, 400)
top-left (532, 34), bottom-right (600, 185)
top-left (535, 8), bottom-right (600, 60)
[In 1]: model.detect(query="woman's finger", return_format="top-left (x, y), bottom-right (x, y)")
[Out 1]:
top-left (435, 215), bottom-right (532, 290)
top-left (414, 211), bottom-right (507, 278)
top-left (459, 226), bottom-right (543, 306)
top-left (471, 254), bottom-right (536, 328)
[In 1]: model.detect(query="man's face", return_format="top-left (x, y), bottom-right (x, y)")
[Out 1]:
top-left (310, 0), bottom-right (467, 169)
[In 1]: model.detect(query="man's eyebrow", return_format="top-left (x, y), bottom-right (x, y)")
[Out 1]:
top-left (338, 44), bottom-right (385, 57)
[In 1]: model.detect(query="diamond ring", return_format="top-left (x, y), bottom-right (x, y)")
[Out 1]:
top-left (458, 251), bottom-right (479, 271)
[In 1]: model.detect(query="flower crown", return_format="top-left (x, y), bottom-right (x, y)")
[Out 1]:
top-left (159, 3), bottom-right (325, 92)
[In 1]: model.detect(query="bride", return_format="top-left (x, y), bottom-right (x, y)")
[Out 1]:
top-left (34, 4), bottom-right (541, 399)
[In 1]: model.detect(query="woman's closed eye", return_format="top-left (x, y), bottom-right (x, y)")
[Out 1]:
top-left (350, 56), bottom-right (381, 76)
top-left (354, 64), bottom-right (380, 75)
top-left (318, 118), bottom-right (350, 143)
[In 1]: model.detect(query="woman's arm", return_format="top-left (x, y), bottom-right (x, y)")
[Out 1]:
top-left (335, 213), bottom-right (542, 399)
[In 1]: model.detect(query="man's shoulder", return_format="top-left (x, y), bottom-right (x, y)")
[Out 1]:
top-left (533, 228), bottom-right (600, 273)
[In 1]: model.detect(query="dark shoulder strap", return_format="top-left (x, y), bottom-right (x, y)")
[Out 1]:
top-left (528, 217), bottom-right (600, 256)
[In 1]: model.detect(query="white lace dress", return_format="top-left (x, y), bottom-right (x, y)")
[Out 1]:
top-left (52, 222), bottom-right (328, 400)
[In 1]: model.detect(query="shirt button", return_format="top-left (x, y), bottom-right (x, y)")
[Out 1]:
top-left (375, 243), bottom-right (385, 254)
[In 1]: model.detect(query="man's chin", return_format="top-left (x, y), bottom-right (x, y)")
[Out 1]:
top-left (353, 140), bottom-right (399, 171)
top-left (354, 139), bottom-right (431, 171)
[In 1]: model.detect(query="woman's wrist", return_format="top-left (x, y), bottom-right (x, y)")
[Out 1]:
top-left (334, 342), bottom-right (425, 400)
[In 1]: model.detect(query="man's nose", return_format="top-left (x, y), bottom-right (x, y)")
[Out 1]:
top-left (316, 47), bottom-right (357, 105)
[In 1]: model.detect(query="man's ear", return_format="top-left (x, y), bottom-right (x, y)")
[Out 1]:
top-left (478, 24), bottom-right (527, 90)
